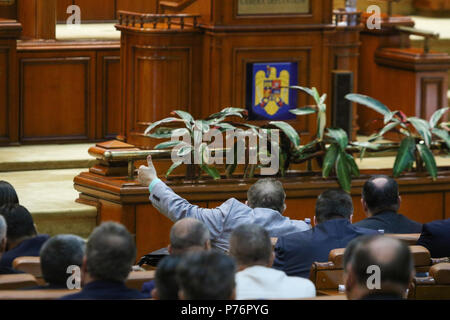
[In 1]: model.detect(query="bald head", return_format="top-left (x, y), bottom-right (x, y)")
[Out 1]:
top-left (362, 175), bottom-right (400, 215)
top-left (247, 178), bottom-right (286, 214)
top-left (348, 235), bottom-right (414, 289)
top-left (170, 218), bottom-right (210, 254)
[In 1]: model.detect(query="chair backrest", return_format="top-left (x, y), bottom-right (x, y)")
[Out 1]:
top-left (309, 248), bottom-right (345, 291)
top-left (0, 289), bottom-right (80, 300)
top-left (410, 245), bottom-right (432, 273)
top-left (385, 233), bottom-right (421, 246)
top-left (12, 256), bottom-right (45, 285)
top-left (408, 263), bottom-right (450, 300)
top-left (13, 256), bottom-right (42, 278)
top-left (0, 274), bottom-right (38, 290)
top-left (125, 270), bottom-right (156, 290)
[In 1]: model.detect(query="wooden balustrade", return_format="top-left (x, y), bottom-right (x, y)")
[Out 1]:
top-left (116, 11), bottom-right (200, 31)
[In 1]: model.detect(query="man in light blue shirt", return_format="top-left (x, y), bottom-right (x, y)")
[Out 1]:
top-left (138, 156), bottom-right (310, 252)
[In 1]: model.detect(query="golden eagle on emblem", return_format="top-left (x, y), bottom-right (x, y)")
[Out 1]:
top-left (254, 66), bottom-right (290, 116)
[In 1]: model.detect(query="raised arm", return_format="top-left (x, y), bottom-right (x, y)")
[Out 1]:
top-left (137, 156), bottom-right (227, 238)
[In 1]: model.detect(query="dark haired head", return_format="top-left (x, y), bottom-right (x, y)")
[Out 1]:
top-left (247, 178), bottom-right (286, 214)
top-left (0, 181), bottom-right (19, 207)
top-left (40, 234), bottom-right (85, 286)
top-left (177, 251), bottom-right (236, 300)
top-left (229, 224), bottom-right (272, 267)
top-left (0, 204), bottom-right (36, 242)
top-left (315, 189), bottom-right (353, 224)
top-left (154, 255), bottom-right (182, 300)
top-left (362, 175), bottom-right (400, 215)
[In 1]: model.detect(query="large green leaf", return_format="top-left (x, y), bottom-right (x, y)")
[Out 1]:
top-left (289, 86), bottom-right (316, 98)
top-left (154, 140), bottom-right (183, 150)
top-left (165, 161), bottom-right (183, 177)
top-left (345, 94), bottom-right (391, 116)
top-left (326, 128), bottom-right (348, 151)
top-left (351, 141), bottom-right (380, 150)
top-left (144, 117), bottom-right (180, 135)
top-left (177, 145), bottom-right (193, 157)
top-left (416, 143), bottom-right (437, 180)
top-left (322, 143), bottom-right (339, 178)
top-left (269, 121), bottom-right (300, 148)
top-left (345, 153), bottom-right (360, 177)
top-left (430, 107), bottom-right (450, 128)
top-left (200, 164), bottom-right (221, 180)
top-left (408, 117), bottom-right (431, 146)
top-left (336, 153), bottom-right (352, 193)
top-left (378, 121), bottom-right (400, 138)
top-left (173, 110), bottom-right (194, 130)
top-left (393, 137), bottom-right (416, 177)
top-left (432, 128), bottom-right (450, 149)
top-left (317, 111), bottom-right (327, 140)
top-left (290, 106), bottom-right (317, 116)
top-left (195, 120), bottom-right (210, 133)
top-left (214, 123), bottom-right (236, 132)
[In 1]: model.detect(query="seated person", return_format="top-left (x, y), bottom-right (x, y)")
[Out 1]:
top-left (0, 181), bottom-right (19, 207)
top-left (343, 234), bottom-right (414, 300)
top-left (138, 156), bottom-right (310, 252)
top-left (151, 255), bottom-right (182, 300)
top-left (354, 175), bottom-right (422, 233)
top-left (176, 251), bottom-right (236, 300)
top-left (32, 234), bottom-right (85, 289)
top-left (0, 204), bottom-right (49, 269)
top-left (0, 215), bottom-right (23, 275)
top-left (230, 224), bottom-right (316, 299)
top-left (417, 218), bottom-right (450, 258)
top-left (273, 189), bottom-right (377, 278)
top-left (141, 217), bottom-right (211, 296)
top-left (61, 222), bottom-right (147, 300)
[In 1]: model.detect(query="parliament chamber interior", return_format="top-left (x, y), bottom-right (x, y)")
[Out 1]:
top-left (0, 0), bottom-right (450, 303)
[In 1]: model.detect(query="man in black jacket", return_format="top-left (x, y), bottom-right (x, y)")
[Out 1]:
top-left (354, 175), bottom-right (422, 234)
top-left (417, 219), bottom-right (450, 258)
top-left (273, 189), bottom-right (377, 278)
top-left (0, 214), bottom-right (22, 275)
top-left (0, 204), bottom-right (49, 269)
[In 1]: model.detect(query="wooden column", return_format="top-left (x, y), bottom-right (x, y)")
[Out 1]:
top-left (0, 19), bottom-right (21, 145)
top-left (17, 0), bottom-right (56, 40)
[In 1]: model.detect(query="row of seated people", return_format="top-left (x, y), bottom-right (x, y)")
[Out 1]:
top-left (0, 154), bottom-right (449, 299)
top-left (0, 213), bottom-right (449, 300)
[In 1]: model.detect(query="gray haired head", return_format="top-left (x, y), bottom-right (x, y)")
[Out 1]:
top-left (40, 234), bottom-right (86, 286)
top-left (247, 178), bottom-right (286, 214)
top-left (86, 222), bottom-right (136, 283)
top-left (0, 215), bottom-right (6, 243)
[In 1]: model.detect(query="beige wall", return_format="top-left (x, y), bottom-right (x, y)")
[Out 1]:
top-left (334, 0), bottom-right (415, 15)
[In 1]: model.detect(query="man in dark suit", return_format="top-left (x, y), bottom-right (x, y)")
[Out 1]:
top-left (417, 219), bottom-right (450, 258)
top-left (273, 189), bottom-right (377, 278)
top-left (0, 214), bottom-right (22, 275)
top-left (343, 235), bottom-right (414, 300)
top-left (61, 222), bottom-right (147, 300)
top-left (0, 204), bottom-right (49, 269)
top-left (354, 175), bottom-right (422, 234)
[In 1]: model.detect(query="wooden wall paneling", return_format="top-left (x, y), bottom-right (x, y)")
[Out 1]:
top-left (116, 0), bottom-right (159, 16)
top-left (398, 193), bottom-right (444, 224)
top-left (121, 30), bottom-right (202, 147)
top-left (18, 0), bottom-right (56, 40)
top-left (74, 0), bottom-right (115, 21)
top-left (445, 192), bottom-right (450, 220)
top-left (0, 20), bottom-right (20, 145)
top-left (56, 0), bottom-right (73, 23)
top-left (0, 2), bottom-right (17, 19)
top-left (96, 50), bottom-right (121, 140)
top-left (204, 30), bottom-right (325, 143)
top-left (135, 201), bottom-right (207, 258)
top-left (18, 50), bottom-right (96, 142)
top-left (419, 74), bottom-right (448, 120)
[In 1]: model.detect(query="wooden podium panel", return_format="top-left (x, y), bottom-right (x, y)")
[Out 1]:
top-left (160, 0), bottom-right (333, 27)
